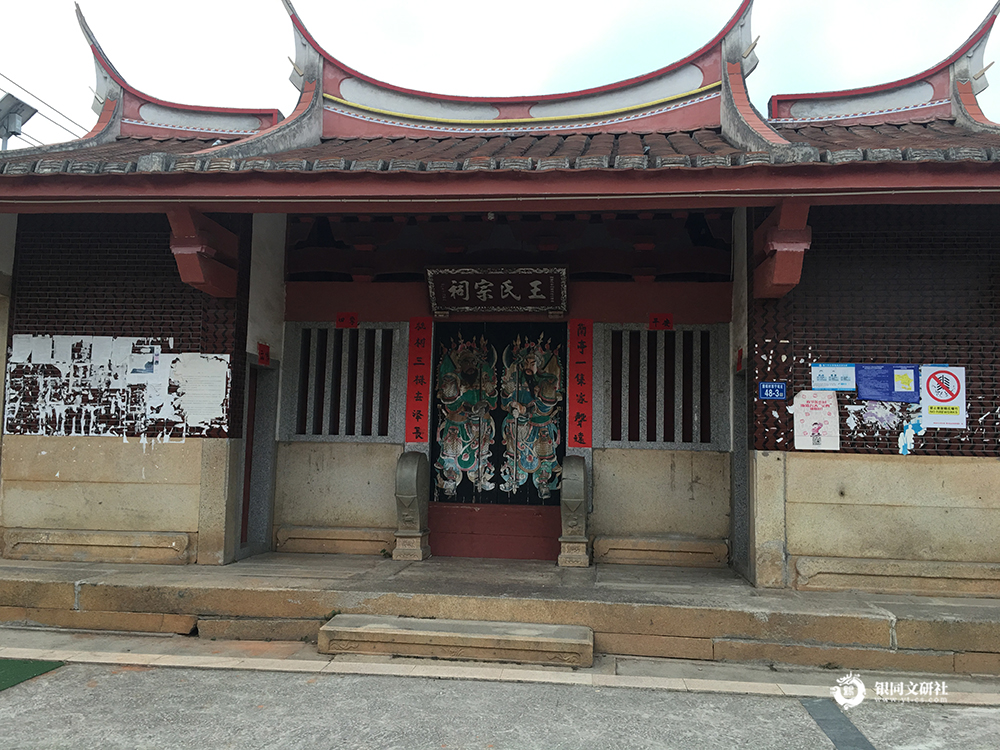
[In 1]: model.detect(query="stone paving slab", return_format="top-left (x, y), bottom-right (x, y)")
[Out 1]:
top-left (319, 614), bottom-right (594, 666)
top-left (1, 627), bottom-right (998, 705)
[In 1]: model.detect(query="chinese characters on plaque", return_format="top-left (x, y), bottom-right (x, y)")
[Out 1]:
top-left (427, 266), bottom-right (567, 314)
top-left (567, 319), bottom-right (593, 448)
top-left (405, 317), bottom-right (433, 443)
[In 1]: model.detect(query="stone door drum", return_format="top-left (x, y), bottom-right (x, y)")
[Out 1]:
top-left (429, 322), bottom-right (566, 559)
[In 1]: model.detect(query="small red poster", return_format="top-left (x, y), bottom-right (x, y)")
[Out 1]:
top-left (648, 313), bottom-right (674, 331)
top-left (567, 319), bottom-right (593, 448)
top-left (256, 342), bottom-right (270, 367)
top-left (405, 317), bottom-right (433, 443)
top-left (336, 312), bottom-right (359, 328)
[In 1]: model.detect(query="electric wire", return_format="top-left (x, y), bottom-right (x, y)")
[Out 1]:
top-left (0, 73), bottom-right (88, 136)
top-left (14, 131), bottom-right (44, 147)
top-left (0, 84), bottom-right (84, 140)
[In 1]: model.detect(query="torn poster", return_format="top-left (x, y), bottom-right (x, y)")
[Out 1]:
top-left (171, 354), bottom-right (230, 429)
top-left (127, 345), bottom-right (163, 385)
top-left (9, 335), bottom-right (30, 363)
top-left (793, 390), bottom-right (840, 451)
top-left (5, 335), bottom-right (230, 438)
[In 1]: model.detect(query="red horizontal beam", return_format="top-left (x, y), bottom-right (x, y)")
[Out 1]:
top-left (4, 162), bottom-right (1000, 215)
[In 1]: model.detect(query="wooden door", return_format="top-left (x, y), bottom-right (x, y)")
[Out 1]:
top-left (429, 322), bottom-right (566, 559)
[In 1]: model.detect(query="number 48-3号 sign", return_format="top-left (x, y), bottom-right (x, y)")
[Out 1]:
top-left (758, 382), bottom-right (787, 400)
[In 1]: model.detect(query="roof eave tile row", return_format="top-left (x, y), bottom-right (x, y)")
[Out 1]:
top-left (5, 146), bottom-right (1000, 177)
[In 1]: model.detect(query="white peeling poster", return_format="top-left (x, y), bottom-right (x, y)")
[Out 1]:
top-left (920, 366), bottom-right (966, 429)
top-left (793, 390), bottom-right (840, 451)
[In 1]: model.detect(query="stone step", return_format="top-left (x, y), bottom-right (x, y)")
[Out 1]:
top-left (318, 614), bottom-right (594, 667)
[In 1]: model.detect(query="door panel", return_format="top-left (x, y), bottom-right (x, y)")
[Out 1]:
top-left (429, 322), bottom-right (566, 559)
top-left (431, 322), bottom-right (566, 506)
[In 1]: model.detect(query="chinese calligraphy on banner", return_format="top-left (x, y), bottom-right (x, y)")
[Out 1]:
top-left (567, 319), bottom-right (593, 448)
top-left (426, 266), bottom-right (567, 313)
top-left (405, 317), bottom-right (433, 443)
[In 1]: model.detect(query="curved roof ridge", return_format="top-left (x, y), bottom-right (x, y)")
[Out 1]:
top-left (768, 1), bottom-right (1000, 123)
top-left (286, 0), bottom-right (753, 105)
top-left (75, 3), bottom-right (282, 137)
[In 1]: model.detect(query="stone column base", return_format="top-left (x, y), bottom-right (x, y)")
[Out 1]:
top-left (393, 532), bottom-right (431, 561)
top-left (558, 538), bottom-right (591, 568)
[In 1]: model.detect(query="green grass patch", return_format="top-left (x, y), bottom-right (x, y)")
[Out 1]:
top-left (0, 659), bottom-right (63, 691)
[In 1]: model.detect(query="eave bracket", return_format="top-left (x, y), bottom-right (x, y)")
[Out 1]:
top-left (753, 202), bottom-right (811, 298)
top-left (167, 207), bottom-right (239, 298)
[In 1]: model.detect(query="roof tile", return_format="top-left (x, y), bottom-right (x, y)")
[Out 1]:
top-left (821, 149), bottom-right (863, 164)
top-left (388, 159), bottom-right (424, 171)
top-left (654, 154), bottom-right (691, 167)
top-left (536, 156), bottom-right (570, 171)
top-left (864, 148), bottom-right (902, 162)
top-left (614, 154), bottom-right (648, 169)
top-left (902, 148), bottom-right (946, 161)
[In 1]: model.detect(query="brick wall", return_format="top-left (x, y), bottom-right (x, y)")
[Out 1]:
top-left (9, 213), bottom-right (244, 437)
top-left (751, 205), bottom-right (999, 457)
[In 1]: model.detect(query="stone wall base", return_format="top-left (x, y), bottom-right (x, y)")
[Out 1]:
top-left (593, 535), bottom-right (728, 567)
top-left (392, 532), bottom-right (430, 561)
top-left (792, 556), bottom-right (1000, 597)
top-left (273, 525), bottom-right (395, 555)
top-left (558, 539), bottom-right (591, 568)
top-left (2, 528), bottom-right (196, 564)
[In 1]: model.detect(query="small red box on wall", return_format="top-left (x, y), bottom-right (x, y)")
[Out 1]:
top-left (648, 313), bottom-right (674, 331)
top-left (336, 312), bottom-right (359, 328)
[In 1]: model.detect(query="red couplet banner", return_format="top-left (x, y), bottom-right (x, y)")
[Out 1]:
top-left (405, 317), bottom-right (433, 443)
top-left (567, 319), bottom-right (594, 448)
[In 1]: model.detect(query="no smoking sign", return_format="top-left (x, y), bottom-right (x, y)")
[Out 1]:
top-left (920, 366), bottom-right (966, 429)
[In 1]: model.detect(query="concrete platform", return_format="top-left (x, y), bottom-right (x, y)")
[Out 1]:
top-left (1, 553), bottom-right (999, 675)
top-left (318, 614), bottom-right (593, 666)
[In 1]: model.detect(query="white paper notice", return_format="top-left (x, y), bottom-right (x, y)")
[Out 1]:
top-left (920, 366), bottom-right (967, 429)
top-left (111, 338), bottom-right (133, 367)
top-left (126, 345), bottom-right (164, 385)
top-left (171, 354), bottom-right (230, 428)
top-left (793, 390), bottom-right (841, 451)
top-left (810, 363), bottom-right (856, 391)
top-left (52, 335), bottom-right (77, 364)
top-left (9, 335), bottom-right (31, 363)
top-left (29, 336), bottom-right (54, 364)
top-left (90, 336), bottom-right (114, 366)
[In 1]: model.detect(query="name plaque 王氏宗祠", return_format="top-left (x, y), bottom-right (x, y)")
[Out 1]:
top-left (427, 266), bottom-right (567, 314)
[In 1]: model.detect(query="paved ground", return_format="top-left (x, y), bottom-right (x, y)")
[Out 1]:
top-left (1, 626), bottom-right (999, 749)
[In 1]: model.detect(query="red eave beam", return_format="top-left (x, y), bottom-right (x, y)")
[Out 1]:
top-left (166, 207), bottom-right (238, 297)
top-left (753, 201), bottom-right (811, 298)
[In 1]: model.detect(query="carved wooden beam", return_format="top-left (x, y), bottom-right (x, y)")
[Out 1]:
top-left (752, 201), bottom-right (811, 298)
top-left (166, 207), bottom-right (239, 298)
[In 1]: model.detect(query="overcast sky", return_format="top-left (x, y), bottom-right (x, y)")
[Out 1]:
top-left (3, 0), bottom-right (1000, 148)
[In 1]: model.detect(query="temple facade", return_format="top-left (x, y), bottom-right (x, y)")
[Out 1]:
top-left (0, 0), bottom-right (997, 596)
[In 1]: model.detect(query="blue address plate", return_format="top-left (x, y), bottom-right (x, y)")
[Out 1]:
top-left (758, 382), bottom-right (787, 400)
